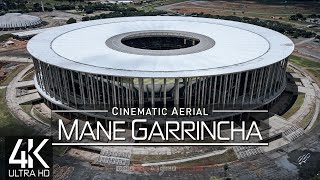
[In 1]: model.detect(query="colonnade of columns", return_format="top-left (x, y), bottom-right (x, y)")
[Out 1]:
top-left (33, 58), bottom-right (288, 111)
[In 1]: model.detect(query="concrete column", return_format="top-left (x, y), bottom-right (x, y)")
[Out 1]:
top-left (70, 71), bottom-right (77, 108)
top-left (263, 66), bottom-right (271, 99)
top-left (101, 75), bottom-right (106, 110)
top-left (138, 78), bottom-right (144, 108)
top-left (201, 77), bottom-right (206, 107)
top-left (62, 69), bottom-right (70, 105)
top-left (222, 75), bottom-right (228, 107)
top-left (233, 73), bottom-right (239, 105)
top-left (131, 79), bottom-right (135, 107)
top-left (256, 68), bottom-right (265, 102)
top-left (79, 73), bottom-right (86, 108)
top-left (85, 73), bottom-right (91, 105)
top-left (117, 77), bottom-right (121, 106)
top-left (121, 78), bottom-right (125, 107)
top-left (268, 64), bottom-right (276, 98)
top-left (207, 76), bottom-right (213, 106)
top-left (249, 70), bottom-right (257, 104)
top-left (163, 78), bottom-right (167, 108)
top-left (112, 77), bottom-right (117, 106)
top-left (242, 71), bottom-right (249, 105)
top-left (174, 78), bottom-right (179, 108)
top-left (188, 78), bottom-right (192, 108)
top-left (218, 76), bottom-right (222, 104)
top-left (90, 75), bottom-right (96, 109)
top-left (193, 78), bottom-right (198, 106)
top-left (183, 78), bottom-right (187, 107)
top-left (106, 76), bottom-right (111, 108)
top-left (151, 78), bottom-right (155, 108)
top-left (212, 76), bottom-right (217, 110)
top-left (125, 79), bottom-right (129, 108)
top-left (197, 78), bottom-right (201, 106)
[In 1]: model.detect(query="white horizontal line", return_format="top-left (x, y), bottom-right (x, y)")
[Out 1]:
top-left (212, 110), bottom-right (268, 113)
top-left (52, 143), bottom-right (268, 146)
top-left (52, 110), bottom-right (109, 113)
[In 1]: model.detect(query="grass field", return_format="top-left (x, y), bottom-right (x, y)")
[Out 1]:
top-left (281, 93), bottom-right (305, 119)
top-left (22, 68), bottom-right (35, 81)
top-left (27, 0), bottom-right (86, 6)
top-left (158, 1), bottom-right (319, 21)
top-left (299, 105), bottom-right (315, 129)
top-left (138, 0), bottom-right (188, 11)
top-left (307, 69), bottom-right (320, 79)
top-left (289, 55), bottom-right (320, 84)
top-left (290, 55), bottom-right (320, 68)
top-left (0, 88), bottom-right (32, 136)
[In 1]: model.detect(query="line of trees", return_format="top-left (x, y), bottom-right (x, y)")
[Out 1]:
top-left (54, 4), bottom-right (76, 10)
top-left (191, 13), bottom-right (316, 38)
top-left (0, 0), bottom-right (53, 13)
top-left (82, 10), bottom-right (166, 21)
top-left (81, 3), bottom-right (138, 14)
top-left (290, 13), bottom-right (320, 21)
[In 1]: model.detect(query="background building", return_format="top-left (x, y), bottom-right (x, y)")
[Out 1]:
top-left (0, 13), bottom-right (42, 30)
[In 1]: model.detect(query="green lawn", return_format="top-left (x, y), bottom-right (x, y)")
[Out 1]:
top-left (311, 111), bottom-right (320, 131)
top-left (289, 55), bottom-right (320, 69)
top-left (22, 69), bottom-right (35, 81)
top-left (289, 55), bottom-right (320, 129)
top-left (27, 0), bottom-right (86, 7)
top-left (307, 69), bottom-right (320, 79)
top-left (21, 104), bottom-right (32, 115)
top-left (137, 0), bottom-right (188, 11)
top-left (32, 107), bottom-right (51, 124)
top-left (0, 88), bottom-right (32, 136)
top-left (53, 146), bottom-right (69, 156)
top-left (281, 93), bottom-right (305, 119)
top-left (299, 106), bottom-right (315, 129)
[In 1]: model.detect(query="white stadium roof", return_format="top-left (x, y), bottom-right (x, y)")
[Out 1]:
top-left (0, 13), bottom-right (42, 29)
top-left (27, 16), bottom-right (294, 78)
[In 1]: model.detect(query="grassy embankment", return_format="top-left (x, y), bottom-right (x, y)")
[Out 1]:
top-left (289, 55), bottom-right (320, 129)
top-left (0, 88), bottom-right (32, 136)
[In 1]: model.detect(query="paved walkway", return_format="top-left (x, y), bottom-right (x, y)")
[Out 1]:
top-left (294, 37), bottom-right (315, 46)
top-left (141, 149), bottom-right (227, 166)
top-left (16, 80), bottom-right (35, 88)
top-left (17, 92), bottom-right (41, 105)
top-left (0, 56), bottom-right (32, 63)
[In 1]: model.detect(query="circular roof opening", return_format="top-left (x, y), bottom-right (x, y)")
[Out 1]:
top-left (121, 33), bottom-right (200, 50)
top-left (106, 30), bottom-right (215, 56)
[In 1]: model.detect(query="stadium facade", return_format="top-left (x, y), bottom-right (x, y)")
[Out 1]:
top-left (27, 16), bottom-right (294, 121)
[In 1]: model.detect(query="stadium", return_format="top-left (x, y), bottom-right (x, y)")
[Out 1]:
top-left (0, 13), bottom-right (42, 30)
top-left (27, 16), bottom-right (294, 122)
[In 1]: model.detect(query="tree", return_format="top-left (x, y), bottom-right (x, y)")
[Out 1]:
top-left (85, 6), bottom-right (94, 14)
top-left (224, 163), bottom-right (229, 178)
top-left (82, 16), bottom-right (89, 21)
top-left (66, 18), bottom-right (76, 24)
top-left (296, 13), bottom-right (303, 19)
